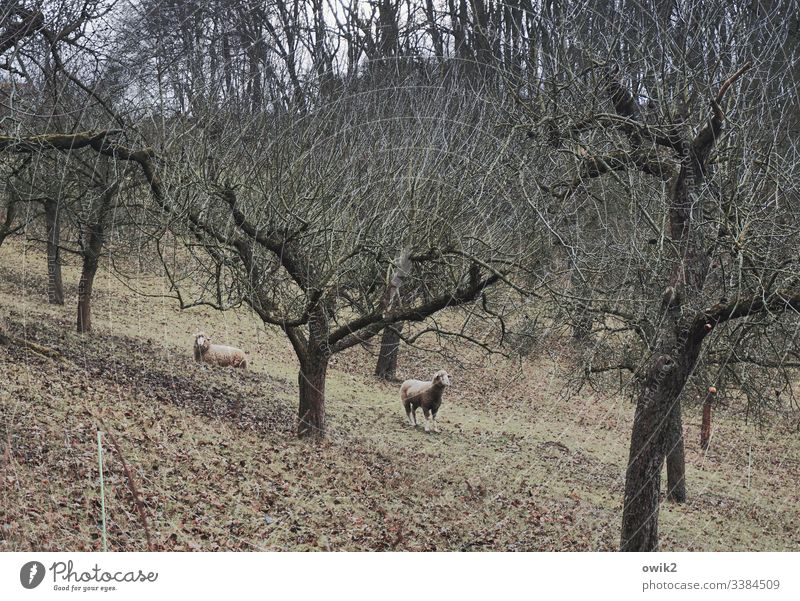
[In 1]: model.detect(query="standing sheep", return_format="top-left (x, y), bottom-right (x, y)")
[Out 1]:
top-left (193, 332), bottom-right (248, 369)
top-left (400, 370), bottom-right (451, 433)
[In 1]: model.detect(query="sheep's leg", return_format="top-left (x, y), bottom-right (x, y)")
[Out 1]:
top-left (410, 407), bottom-right (418, 427)
top-left (405, 405), bottom-right (415, 427)
top-left (422, 407), bottom-right (431, 433)
top-left (431, 409), bottom-right (439, 433)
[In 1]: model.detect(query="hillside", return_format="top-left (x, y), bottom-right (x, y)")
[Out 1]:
top-left (1, 240), bottom-right (799, 551)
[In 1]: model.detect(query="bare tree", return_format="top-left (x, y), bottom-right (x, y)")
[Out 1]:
top-left (4, 0), bottom-right (799, 553)
top-left (374, 249), bottom-right (411, 380)
top-left (0, 185), bottom-right (21, 247)
top-left (141, 81), bottom-right (532, 437)
top-left (42, 196), bottom-right (64, 304)
top-left (75, 170), bottom-right (125, 333)
top-left (518, 0), bottom-right (800, 551)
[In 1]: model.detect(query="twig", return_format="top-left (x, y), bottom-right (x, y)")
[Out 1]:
top-left (0, 329), bottom-right (68, 362)
top-left (716, 62), bottom-right (753, 105)
top-left (100, 422), bottom-right (154, 551)
top-left (540, 441), bottom-right (570, 454)
top-left (97, 431), bottom-right (108, 552)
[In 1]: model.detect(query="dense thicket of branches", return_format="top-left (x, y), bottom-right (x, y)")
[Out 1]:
top-left (511, 0), bottom-right (800, 550)
top-left (2, 0), bottom-right (799, 551)
top-left (145, 80), bottom-right (534, 436)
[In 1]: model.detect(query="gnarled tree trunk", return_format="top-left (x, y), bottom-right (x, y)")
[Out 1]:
top-left (620, 150), bottom-right (710, 549)
top-left (75, 180), bottom-right (120, 334)
top-left (375, 322), bottom-right (402, 380)
top-left (76, 258), bottom-right (98, 333)
top-left (572, 310), bottom-right (593, 342)
top-left (570, 248), bottom-right (593, 343)
top-left (700, 389), bottom-right (714, 450)
top-left (665, 400), bottom-right (686, 502)
top-left (0, 187), bottom-right (19, 249)
top-left (44, 198), bottom-right (64, 305)
top-left (620, 334), bottom-right (701, 550)
top-left (298, 351), bottom-right (328, 438)
top-left (76, 221), bottom-right (104, 334)
top-left (375, 249), bottom-right (411, 381)
top-left (618, 63), bottom-right (751, 550)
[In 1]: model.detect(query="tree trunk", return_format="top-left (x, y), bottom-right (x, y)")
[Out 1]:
top-left (298, 353), bottom-right (328, 438)
top-left (665, 400), bottom-right (686, 503)
top-left (572, 311), bottom-right (593, 342)
top-left (375, 323), bottom-right (402, 380)
top-left (620, 117), bottom-right (715, 550)
top-left (621, 335), bottom-right (702, 551)
top-left (620, 355), bottom-right (676, 552)
top-left (44, 199), bottom-right (64, 305)
top-left (608, 63), bottom-right (750, 552)
top-left (568, 244), bottom-right (593, 343)
top-left (0, 191), bottom-right (18, 249)
top-left (76, 215), bottom-right (107, 334)
top-left (700, 393), bottom-right (713, 450)
top-left (76, 259), bottom-right (98, 333)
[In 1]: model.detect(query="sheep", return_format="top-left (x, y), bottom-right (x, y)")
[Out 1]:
top-left (400, 369), bottom-right (451, 433)
top-left (193, 332), bottom-right (248, 369)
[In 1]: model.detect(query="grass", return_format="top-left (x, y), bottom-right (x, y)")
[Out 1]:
top-left (1, 239), bottom-right (799, 551)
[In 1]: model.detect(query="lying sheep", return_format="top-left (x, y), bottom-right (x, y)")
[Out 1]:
top-left (193, 332), bottom-right (248, 369)
top-left (400, 370), bottom-right (451, 433)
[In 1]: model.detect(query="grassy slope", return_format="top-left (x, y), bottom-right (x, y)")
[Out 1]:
top-left (1, 240), bottom-right (798, 551)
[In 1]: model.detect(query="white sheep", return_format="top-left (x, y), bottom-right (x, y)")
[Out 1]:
top-left (400, 369), bottom-right (451, 432)
top-left (193, 332), bottom-right (248, 369)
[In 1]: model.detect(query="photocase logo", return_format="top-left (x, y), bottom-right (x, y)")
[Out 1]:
top-left (20, 561), bottom-right (46, 589)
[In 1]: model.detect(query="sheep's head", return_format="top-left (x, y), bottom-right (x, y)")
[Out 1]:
top-left (194, 332), bottom-right (211, 353)
top-left (433, 370), bottom-right (451, 387)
